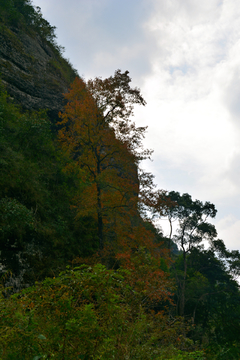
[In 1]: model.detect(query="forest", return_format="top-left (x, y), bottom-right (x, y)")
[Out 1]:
top-left (0, 1), bottom-right (240, 359)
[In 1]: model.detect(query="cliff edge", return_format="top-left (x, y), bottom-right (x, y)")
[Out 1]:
top-left (0, 1), bottom-right (78, 120)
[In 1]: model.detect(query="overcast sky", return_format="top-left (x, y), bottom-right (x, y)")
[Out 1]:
top-left (32, 0), bottom-right (240, 250)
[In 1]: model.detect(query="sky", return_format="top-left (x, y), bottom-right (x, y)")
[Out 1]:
top-left (32, 0), bottom-right (240, 250)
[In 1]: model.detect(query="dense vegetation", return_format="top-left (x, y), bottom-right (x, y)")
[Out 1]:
top-left (0, 1), bottom-right (240, 359)
top-left (0, 0), bottom-right (57, 45)
top-left (0, 0), bottom-right (78, 90)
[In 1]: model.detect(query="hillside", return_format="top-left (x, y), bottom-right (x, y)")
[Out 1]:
top-left (0, 1), bottom-right (93, 286)
top-left (0, 0), bottom-right (145, 286)
top-left (0, 0), bottom-right (77, 120)
top-left (1, 1), bottom-right (240, 359)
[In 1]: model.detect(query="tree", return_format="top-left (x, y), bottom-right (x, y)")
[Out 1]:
top-left (172, 193), bottom-right (217, 317)
top-left (185, 247), bottom-right (240, 358)
top-left (140, 188), bottom-right (178, 248)
top-left (147, 191), bottom-right (218, 316)
top-left (58, 71), bottom-right (150, 251)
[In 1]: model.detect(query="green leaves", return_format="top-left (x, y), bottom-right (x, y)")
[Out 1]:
top-left (0, 84), bottom-right (96, 282)
top-left (0, 0), bottom-right (57, 45)
top-left (0, 264), bottom-right (196, 359)
top-left (0, 197), bottom-right (35, 232)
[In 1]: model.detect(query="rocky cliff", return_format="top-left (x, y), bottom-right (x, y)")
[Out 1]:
top-left (0, 24), bottom-right (77, 121)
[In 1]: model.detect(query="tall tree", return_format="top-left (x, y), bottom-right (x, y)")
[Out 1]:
top-left (146, 190), bottom-right (218, 316)
top-left (170, 192), bottom-right (217, 316)
top-left (58, 71), bottom-right (149, 250)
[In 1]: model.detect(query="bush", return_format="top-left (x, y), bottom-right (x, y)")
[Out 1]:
top-left (0, 264), bottom-right (204, 359)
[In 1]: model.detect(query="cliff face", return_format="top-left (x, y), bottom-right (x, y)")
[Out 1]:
top-left (0, 24), bottom-right (77, 120)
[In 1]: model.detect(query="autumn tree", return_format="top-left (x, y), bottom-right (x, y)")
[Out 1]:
top-left (58, 70), bottom-right (150, 251)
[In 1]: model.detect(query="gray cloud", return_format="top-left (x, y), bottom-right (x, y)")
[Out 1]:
top-left (226, 152), bottom-right (240, 191)
top-left (33, 0), bottom-right (154, 80)
top-left (223, 67), bottom-right (240, 126)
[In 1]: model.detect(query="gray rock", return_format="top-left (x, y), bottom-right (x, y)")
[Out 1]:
top-left (0, 25), bottom-right (77, 121)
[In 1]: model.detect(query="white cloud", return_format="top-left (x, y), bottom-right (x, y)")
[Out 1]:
top-left (216, 214), bottom-right (240, 250)
top-left (134, 0), bottom-right (240, 251)
top-left (137, 1), bottom-right (240, 180)
top-left (33, 0), bottom-right (154, 79)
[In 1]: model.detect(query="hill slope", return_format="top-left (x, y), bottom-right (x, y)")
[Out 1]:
top-left (0, 0), bottom-right (77, 120)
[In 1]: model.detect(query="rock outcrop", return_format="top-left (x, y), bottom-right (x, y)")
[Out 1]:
top-left (0, 25), bottom-right (77, 120)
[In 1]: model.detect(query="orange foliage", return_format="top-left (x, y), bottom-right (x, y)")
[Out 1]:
top-left (58, 73), bottom-right (173, 306)
top-left (57, 74), bottom-right (145, 250)
top-left (112, 221), bottom-right (174, 305)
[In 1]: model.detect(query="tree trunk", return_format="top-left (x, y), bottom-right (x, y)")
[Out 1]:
top-left (179, 249), bottom-right (187, 317)
top-left (96, 183), bottom-right (103, 250)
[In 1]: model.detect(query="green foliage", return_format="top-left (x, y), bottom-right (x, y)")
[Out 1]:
top-left (0, 264), bottom-right (203, 359)
top-left (172, 247), bottom-right (240, 358)
top-left (0, 86), bottom-right (98, 285)
top-left (0, 0), bottom-right (78, 83)
top-left (205, 342), bottom-right (240, 360)
top-left (157, 347), bottom-right (205, 359)
top-left (0, 14), bottom-right (239, 353)
top-left (0, 0), bottom-right (56, 44)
